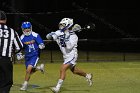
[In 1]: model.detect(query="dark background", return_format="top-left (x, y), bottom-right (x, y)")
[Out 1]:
top-left (1, 0), bottom-right (140, 51)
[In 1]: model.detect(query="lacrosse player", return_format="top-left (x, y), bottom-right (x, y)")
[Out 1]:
top-left (17, 21), bottom-right (45, 91)
top-left (46, 18), bottom-right (93, 93)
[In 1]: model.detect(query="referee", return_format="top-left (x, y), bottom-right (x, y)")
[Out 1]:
top-left (0, 11), bottom-right (23, 93)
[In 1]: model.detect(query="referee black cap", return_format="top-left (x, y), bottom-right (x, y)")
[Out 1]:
top-left (0, 10), bottom-right (7, 20)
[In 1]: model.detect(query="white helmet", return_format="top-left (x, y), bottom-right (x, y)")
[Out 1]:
top-left (59, 18), bottom-right (73, 30)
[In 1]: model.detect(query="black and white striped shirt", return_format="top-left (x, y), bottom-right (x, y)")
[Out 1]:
top-left (0, 24), bottom-right (23, 57)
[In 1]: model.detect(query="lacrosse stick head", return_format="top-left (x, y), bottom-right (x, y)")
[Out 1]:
top-left (72, 24), bottom-right (82, 32)
top-left (72, 23), bottom-right (95, 32)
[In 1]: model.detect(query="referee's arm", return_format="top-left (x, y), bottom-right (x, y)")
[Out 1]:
top-left (14, 31), bottom-right (23, 53)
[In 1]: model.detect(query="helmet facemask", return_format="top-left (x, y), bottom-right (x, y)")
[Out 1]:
top-left (59, 23), bottom-right (66, 30)
top-left (21, 22), bottom-right (32, 36)
top-left (22, 27), bottom-right (32, 36)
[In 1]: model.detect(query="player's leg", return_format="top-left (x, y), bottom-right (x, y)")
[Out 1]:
top-left (20, 65), bottom-right (33, 90)
top-left (70, 56), bottom-right (93, 86)
top-left (51, 63), bottom-right (71, 93)
top-left (30, 55), bottom-right (45, 74)
top-left (70, 66), bottom-right (93, 86)
top-left (36, 63), bottom-right (45, 74)
top-left (25, 65), bottom-right (33, 81)
top-left (20, 56), bottom-right (42, 90)
top-left (20, 64), bottom-right (45, 91)
top-left (51, 56), bottom-right (77, 92)
top-left (71, 66), bottom-right (86, 76)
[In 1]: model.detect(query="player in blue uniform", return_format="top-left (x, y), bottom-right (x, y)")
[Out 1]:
top-left (17, 21), bottom-right (45, 90)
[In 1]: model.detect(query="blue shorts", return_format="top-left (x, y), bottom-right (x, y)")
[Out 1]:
top-left (25, 55), bottom-right (39, 69)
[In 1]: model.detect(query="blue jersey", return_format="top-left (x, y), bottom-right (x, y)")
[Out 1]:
top-left (20, 31), bottom-right (44, 57)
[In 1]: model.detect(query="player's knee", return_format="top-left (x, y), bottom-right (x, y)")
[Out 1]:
top-left (60, 67), bottom-right (66, 73)
top-left (26, 68), bottom-right (33, 74)
top-left (26, 70), bottom-right (31, 74)
top-left (31, 68), bottom-right (36, 73)
top-left (60, 64), bottom-right (68, 71)
top-left (70, 66), bottom-right (76, 74)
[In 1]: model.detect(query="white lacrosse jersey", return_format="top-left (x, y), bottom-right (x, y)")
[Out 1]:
top-left (53, 30), bottom-right (78, 64)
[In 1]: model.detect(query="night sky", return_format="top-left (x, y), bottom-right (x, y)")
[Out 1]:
top-left (0, 0), bottom-right (140, 39)
top-left (1, 0), bottom-right (140, 51)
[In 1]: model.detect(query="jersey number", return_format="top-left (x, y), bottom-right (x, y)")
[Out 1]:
top-left (28, 44), bottom-right (35, 52)
top-left (0, 29), bottom-right (9, 38)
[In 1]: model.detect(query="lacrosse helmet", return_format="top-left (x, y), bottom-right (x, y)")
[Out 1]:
top-left (59, 18), bottom-right (73, 30)
top-left (21, 21), bottom-right (32, 36)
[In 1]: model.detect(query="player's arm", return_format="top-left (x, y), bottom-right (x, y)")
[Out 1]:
top-left (46, 30), bottom-right (64, 41)
top-left (36, 34), bottom-right (45, 49)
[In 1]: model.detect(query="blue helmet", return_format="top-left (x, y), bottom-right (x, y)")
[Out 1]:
top-left (21, 21), bottom-right (32, 29)
top-left (21, 21), bottom-right (32, 36)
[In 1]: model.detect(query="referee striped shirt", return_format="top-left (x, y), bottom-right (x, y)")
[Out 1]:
top-left (0, 24), bottom-right (23, 57)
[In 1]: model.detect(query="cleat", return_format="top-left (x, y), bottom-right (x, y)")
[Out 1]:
top-left (86, 73), bottom-right (93, 86)
top-left (20, 84), bottom-right (28, 91)
top-left (40, 64), bottom-right (45, 74)
top-left (50, 87), bottom-right (60, 93)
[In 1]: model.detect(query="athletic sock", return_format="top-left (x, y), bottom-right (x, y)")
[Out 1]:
top-left (56, 79), bottom-right (64, 89)
top-left (86, 74), bottom-right (88, 78)
top-left (23, 81), bottom-right (28, 85)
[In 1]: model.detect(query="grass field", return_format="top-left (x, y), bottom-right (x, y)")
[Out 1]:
top-left (10, 61), bottom-right (140, 93)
